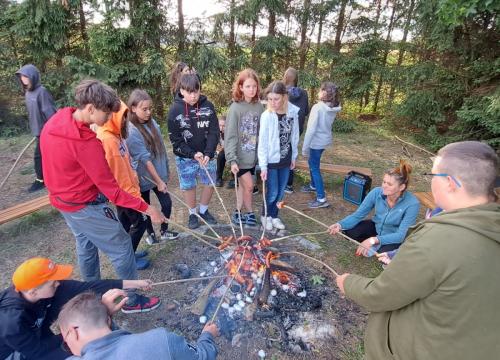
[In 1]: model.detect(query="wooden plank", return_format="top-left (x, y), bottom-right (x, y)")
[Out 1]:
top-left (294, 160), bottom-right (372, 177)
top-left (0, 195), bottom-right (51, 225)
top-left (414, 192), bottom-right (436, 210)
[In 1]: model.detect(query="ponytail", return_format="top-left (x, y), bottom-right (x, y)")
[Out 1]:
top-left (386, 159), bottom-right (412, 191)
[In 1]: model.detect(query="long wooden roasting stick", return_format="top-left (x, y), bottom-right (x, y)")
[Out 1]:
top-left (260, 180), bottom-right (267, 240)
top-left (0, 137), bottom-right (36, 190)
top-left (151, 275), bottom-right (228, 287)
top-left (201, 164), bottom-right (237, 238)
top-left (142, 175), bottom-right (222, 242)
top-left (209, 241), bottom-right (249, 323)
top-left (277, 201), bottom-right (380, 256)
top-left (162, 217), bottom-right (220, 250)
top-left (280, 251), bottom-right (339, 277)
top-left (271, 230), bottom-right (329, 243)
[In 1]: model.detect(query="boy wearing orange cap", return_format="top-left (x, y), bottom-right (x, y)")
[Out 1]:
top-left (0, 258), bottom-right (152, 360)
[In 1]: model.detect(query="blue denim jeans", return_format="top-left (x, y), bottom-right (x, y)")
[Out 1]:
top-left (309, 148), bottom-right (326, 200)
top-left (61, 203), bottom-right (138, 281)
top-left (264, 166), bottom-right (290, 218)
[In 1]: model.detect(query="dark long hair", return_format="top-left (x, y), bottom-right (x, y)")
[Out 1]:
top-left (126, 89), bottom-right (165, 158)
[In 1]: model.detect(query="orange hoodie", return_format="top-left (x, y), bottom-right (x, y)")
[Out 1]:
top-left (96, 102), bottom-right (142, 199)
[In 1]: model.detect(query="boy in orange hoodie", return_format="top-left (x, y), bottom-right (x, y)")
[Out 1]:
top-left (96, 102), bottom-right (150, 270)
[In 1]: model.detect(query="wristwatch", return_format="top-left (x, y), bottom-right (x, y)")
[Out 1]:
top-left (369, 238), bottom-right (377, 246)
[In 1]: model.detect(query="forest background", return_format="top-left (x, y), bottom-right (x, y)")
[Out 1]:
top-left (0, 0), bottom-right (498, 150)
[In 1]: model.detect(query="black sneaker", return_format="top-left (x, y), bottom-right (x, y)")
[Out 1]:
top-left (145, 233), bottom-right (159, 245)
top-left (161, 230), bottom-right (180, 240)
top-left (28, 179), bottom-right (45, 193)
top-left (199, 210), bottom-right (217, 225)
top-left (252, 186), bottom-right (259, 195)
top-left (231, 210), bottom-right (244, 225)
top-left (188, 214), bottom-right (200, 229)
top-left (245, 212), bottom-right (257, 226)
top-left (215, 179), bottom-right (224, 187)
top-left (226, 179), bottom-right (235, 189)
top-left (284, 185), bottom-right (294, 194)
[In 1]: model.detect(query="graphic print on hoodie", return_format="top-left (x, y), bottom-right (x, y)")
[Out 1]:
top-left (168, 93), bottom-right (219, 159)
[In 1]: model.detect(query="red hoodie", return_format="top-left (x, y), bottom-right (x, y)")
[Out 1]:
top-left (40, 107), bottom-right (149, 213)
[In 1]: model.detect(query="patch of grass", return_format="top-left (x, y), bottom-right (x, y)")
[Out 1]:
top-left (340, 342), bottom-right (365, 360)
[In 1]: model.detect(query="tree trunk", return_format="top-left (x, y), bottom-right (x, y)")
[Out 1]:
top-left (151, 0), bottom-right (164, 119)
top-left (228, 0), bottom-right (236, 58)
top-left (78, 0), bottom-right (89, 57)
top-left (268, 9), bottom-right (276, 37)
top-left (177, 0), bottom-right (185, 53)
top-left (373, 0), bottom-right (397, 112)
top-left (388, 0), bottom-right (415, 105)
top-left (373, 0), bottom-right (382, 37)
top-left (298, 0), bottom-right (311, 70)
top-left (312, 4), bottom-right (325, 99)
top-left (333, 0), bottom-right (348, 53)
top-left (250, 17), bottom-right (257, 65)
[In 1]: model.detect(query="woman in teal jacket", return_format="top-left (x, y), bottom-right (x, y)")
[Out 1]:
top-left (329, 160), bottom-right (420, 256)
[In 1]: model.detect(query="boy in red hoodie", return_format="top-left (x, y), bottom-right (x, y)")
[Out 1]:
top-left (40, 79), bottom-right (165, 313)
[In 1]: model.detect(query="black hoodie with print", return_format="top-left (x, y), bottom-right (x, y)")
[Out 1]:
top-left (167, 93), bottom-right (220, 159)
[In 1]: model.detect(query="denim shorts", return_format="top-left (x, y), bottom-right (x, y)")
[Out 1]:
top-left (175, 156), bottom-right (217, 190)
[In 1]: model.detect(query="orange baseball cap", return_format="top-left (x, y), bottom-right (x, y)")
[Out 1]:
top-left (12, 258), bottom-right (73, 292)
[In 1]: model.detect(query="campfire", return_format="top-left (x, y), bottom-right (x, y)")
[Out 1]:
top-left (191, 233), bottom-right (306, 325)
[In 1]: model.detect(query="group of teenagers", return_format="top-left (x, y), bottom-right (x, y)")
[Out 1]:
top-left (1, 63), bottom-right (499, 360)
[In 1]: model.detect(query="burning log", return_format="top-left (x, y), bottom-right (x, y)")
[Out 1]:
top-left (191, 276), bottom-right (222, 316)
top-left (258, 268), bottom-right (271, 305)
top-left (269, 259), bottom-right (296, 273)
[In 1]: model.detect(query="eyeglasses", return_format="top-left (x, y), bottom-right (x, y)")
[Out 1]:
top-left (423, 173), bottom-right (461, 188)
top-left (61, 326), bottom-right (78, 353)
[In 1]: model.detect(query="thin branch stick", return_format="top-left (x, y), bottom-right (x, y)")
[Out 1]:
top-left (142, 175), bottom-right (222, 241)
top-left (234, 172), bottom-right (244, 237)
top-left (260, 180), bottom-right (267, 240)
top-left (280, 251), bottom-right (339, 277)
top-left (394, 135), bottom-right (435, 157)
top-left (0, 137), bottom-right (36, 190)
top-left (271, 230), bottom-right (328, 243)
top-left (281, 203), bottom-right (379, 255)
top-left (151, 275), bottom-right (227, 287)
top-left (201, 164), bottom-right (237, 238)
top-left (210, 241), bottom-right (248, 323)
top-left (164, 217), bottom-right (219, 250)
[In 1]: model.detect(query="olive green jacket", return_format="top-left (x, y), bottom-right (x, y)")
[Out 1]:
top-left (344, 203), bottom-right (500, 360)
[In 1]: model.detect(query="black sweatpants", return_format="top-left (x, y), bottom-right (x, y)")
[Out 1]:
top-left (216, 150), bottom-right (226, 181)
top-left (141, 187), bottom-right (172, 234)
top-left (34, 136), bottom-right (43, 180)
top-left (116, 206), bottom-right (147, 252)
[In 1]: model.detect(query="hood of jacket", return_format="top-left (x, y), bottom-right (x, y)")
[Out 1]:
top-left (16, 64), bottom-right (41, 91)
top-left (318, 101), bottom-right (341, 114)
top-left (97, 101), bottom-right (128, 138)
top-left (287, 86), bottom-right (304, 102)
top-left (0, 287), bottom-right (25, 312)
top-left (46, 107), bottom-right (96, 141)
top-left (418, 202), bottom-right (500, 244)
top-left (172, 92), bottom-right (209, 110)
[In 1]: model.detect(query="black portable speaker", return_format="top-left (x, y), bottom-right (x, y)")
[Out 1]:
top-left (343, 171), bottom-right (372, 205)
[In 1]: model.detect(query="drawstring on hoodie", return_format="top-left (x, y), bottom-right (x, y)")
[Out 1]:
top-left (184, 101), bottom-right (200, 122)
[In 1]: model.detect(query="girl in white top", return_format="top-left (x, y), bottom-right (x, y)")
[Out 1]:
top-left (258, 81), bottom-right (300, 231)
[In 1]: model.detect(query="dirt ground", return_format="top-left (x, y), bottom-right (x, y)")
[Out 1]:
top-left (0, 121), bottom-right (434, 359)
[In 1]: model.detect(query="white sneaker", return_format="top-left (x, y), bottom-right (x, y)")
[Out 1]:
top-left (272, 218), bottom-right (285, 230)
top-left (261, 216), bottom-right (273, 231)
